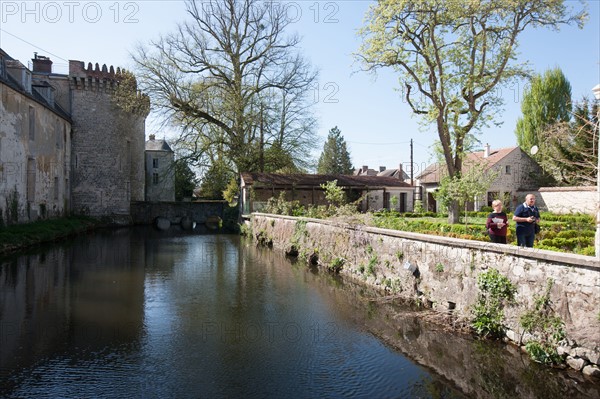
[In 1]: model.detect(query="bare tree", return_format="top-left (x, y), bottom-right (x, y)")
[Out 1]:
top-left (132, 0), bottom-right (318, 174)
top-left (541, 99), bottom-right (599, 185)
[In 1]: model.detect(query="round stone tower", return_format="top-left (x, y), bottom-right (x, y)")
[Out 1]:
top-left (68, 60), bottom-right (149, 219)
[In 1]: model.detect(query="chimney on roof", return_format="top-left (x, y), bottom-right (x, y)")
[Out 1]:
top-left (31, 53), bottom-right (52, 73)
top-left (149, 134), bottom-right (156, 141)
top-left (361, 165), bottom-right (368, 173)
top-left (379, 166), bottom-right (386, 172)
top-left (398, 163), bottom-right (403, 180)
top-left (483, 143), bottom-right (490, 158)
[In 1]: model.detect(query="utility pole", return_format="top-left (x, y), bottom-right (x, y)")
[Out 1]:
top-left (410, 138), bottom-right (414, 186)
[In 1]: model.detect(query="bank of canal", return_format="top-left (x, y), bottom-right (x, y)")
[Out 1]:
top-left (0, 226), bottom-right (598, 398)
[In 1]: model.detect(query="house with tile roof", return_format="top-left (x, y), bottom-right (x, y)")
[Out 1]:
top-left (415, 145), bottom-right (543, 212)
top-left (240, 172), bottom-right (415, 214)
top-left (354, 164), bottom-right (410, 181)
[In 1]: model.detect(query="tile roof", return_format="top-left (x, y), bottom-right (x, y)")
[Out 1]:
top-left (416, 147), bottom-right (518, 184)
top-left (241, 172), bottom-right (413, 188)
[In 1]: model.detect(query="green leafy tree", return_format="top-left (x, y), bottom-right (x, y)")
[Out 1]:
top-left (111, 70), bottom-right (150, 115)
top-left (357, 0), bottom-right (586, 223)
top-left (515, 68), bottom-right (573, 156)
top-left (133, 0), bottom-right (318, 174)
top-left (198, 159), bottom-right (234, 199)
top-left (434, 163), bottom-right (498, 226)
top-left (222, 177), bottom-right (240, 204)
top-left (317, 127), bottom-right (353, 175)
top-left (174, 159), bottom-right (198, 201)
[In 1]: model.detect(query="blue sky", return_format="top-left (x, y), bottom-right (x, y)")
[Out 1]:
top-left (2, 0), bottom-right (599, 176)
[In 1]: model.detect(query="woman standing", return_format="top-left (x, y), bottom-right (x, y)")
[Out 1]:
top-left (486, 200), bottom-right (508, 244)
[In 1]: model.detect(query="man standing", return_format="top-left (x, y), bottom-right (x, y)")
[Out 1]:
top-left (512, 194), bottom-right (540, 247)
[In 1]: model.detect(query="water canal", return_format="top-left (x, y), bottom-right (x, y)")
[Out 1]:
top-left (0, 227), bottom-right (598, 398)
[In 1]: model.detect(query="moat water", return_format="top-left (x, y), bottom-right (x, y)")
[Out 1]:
top-left (0, 226), bottom-right (598, 398)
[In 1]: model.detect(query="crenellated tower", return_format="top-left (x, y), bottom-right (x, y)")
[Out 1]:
top-left (68, 59), bottom-right (149, 219)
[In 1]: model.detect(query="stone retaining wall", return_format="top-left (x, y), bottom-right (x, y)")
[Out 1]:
top-left (249, 213), bottom-right (600, 376)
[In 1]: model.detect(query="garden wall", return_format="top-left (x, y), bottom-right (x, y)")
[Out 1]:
top-left (249, 213), bottom-right (600, 374)
top-left (518, 186), bottom-right (596, 214)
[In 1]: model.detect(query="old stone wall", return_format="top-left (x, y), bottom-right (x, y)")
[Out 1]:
top-left (0, 82), bottom-right (71, 224)
top-left (249, 213), bottom-right (600, 372)
top-left (521, 187), bottom-right (597, 214)
top-left (70, 82), bottom-right (146, 217)
top-left (131, 201), bottom-right (226, 225)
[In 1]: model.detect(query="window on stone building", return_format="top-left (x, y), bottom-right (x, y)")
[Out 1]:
top-left (27, 158), bottom-right (36, 201)
top-left (153, 173), bottom-right (159, 185)
top-left (55, 119), bottom-right (61, 148)
top-left (153, 158), bottom-right (159, 168)
top-left (505, 165), bottom-right (511, 175)
top-left (54, 177), bottom-right (59, 200)
top-left (29, 106), bottom-right (35, 141)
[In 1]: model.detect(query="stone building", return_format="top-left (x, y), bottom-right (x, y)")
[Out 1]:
top-left (68, 59), bottom-right (148, 218)
top-left (415, 145), bottom-right (543, 212)
top-left (0, 48), bottom-right (149, 224)
top-left (0, 49), bottom-right (71, 223)
top-left (145, 134), bottom-right (175, 202)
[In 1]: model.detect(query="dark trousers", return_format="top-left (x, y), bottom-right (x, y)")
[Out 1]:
top-left (517, 233), bottom-right (534, 247)
top-left (489, 234), bottom-right (507, 244)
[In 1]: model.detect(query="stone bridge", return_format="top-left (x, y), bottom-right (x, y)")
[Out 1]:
top-left (130, 201), bottom-right (227, 229)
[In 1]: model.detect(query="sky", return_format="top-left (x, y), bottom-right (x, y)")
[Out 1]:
top-left (1, 0), bottom-right (599, 178)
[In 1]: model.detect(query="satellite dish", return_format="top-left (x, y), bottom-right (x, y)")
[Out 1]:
top-left (530, 145), bottom-right (539, 155)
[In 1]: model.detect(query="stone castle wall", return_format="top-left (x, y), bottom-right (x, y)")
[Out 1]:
top-left (69, 61), bottom-right (147, 217)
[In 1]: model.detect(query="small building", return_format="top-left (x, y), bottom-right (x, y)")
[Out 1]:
top-left (240, 172), bottom-right (415, 215)
top-left (0, 49), bottom-right (72, 223)
top-left (415, 145), bottom-right (543, 212)
top-left (145, 135), bottom-right (175, 202)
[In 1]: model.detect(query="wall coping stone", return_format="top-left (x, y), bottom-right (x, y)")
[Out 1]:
top-left (251, 213), bottom-right (600, 270)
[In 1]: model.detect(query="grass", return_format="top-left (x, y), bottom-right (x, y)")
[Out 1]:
top-left (0, 216), bottom-right (102, 255)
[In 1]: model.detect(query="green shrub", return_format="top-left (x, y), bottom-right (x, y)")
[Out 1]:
top-left (471, 269), bottom-right (516, 338)
top-left (367, 255), bottom-right (377, 275)
top-left (263, 191), bottom-right (304, 216)
top-left (519, 280), bottom-right (566, 365)
top-left (328, 257), bottom-right (345, 274)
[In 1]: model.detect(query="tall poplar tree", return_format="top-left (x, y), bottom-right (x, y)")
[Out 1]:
top-left (317, 127), bottom-right (353, 175)
top-left (515, 68), bottom-right (573, 154)
top-left (357, 0), bottom-right (586, 223)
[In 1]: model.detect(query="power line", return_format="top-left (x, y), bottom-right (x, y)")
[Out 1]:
top-left (0, 29), bottom-right (68, 62)
top-left (348, 140), bottom-right (430, 148)
top-left (348, 140), bottom-right (412, 145)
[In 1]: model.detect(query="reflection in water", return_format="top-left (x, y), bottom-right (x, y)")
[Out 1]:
top-left (0, 227), bottom-right (597, 398)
